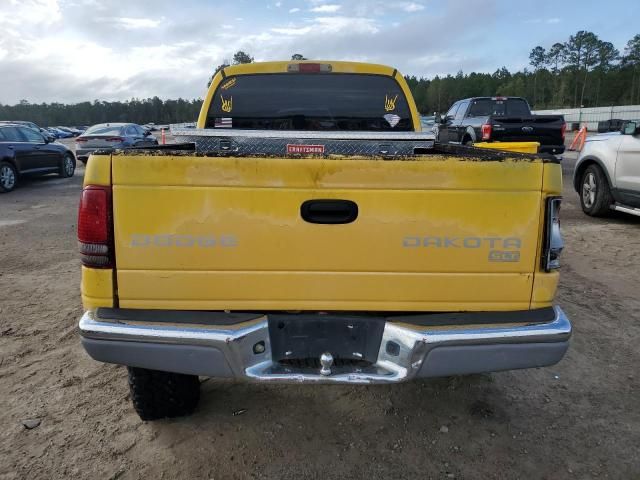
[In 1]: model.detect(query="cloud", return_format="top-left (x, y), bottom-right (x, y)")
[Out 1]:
top-left (0, 0), bottom-right (62, 26)
top-left (310, 4), bottom-right (341, 13)
top-left (0, 0), bottom-right (593, 105)
top-left (315, 16), bottom-right (379, 34)
top-left (111, 17), bottom-right (163, 30)
top-left (400, 2), bottom-right (425, 12)
top-left (271, 26), bottom-right (312, 35)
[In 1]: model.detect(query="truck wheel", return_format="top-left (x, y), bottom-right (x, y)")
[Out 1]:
top-left (580, 164), bottom-right (612, 217)
top-left (127, 367), bottom-right (200, 421)
top-left (0, 162), bottom-right (17, 193)
top-left (463, 137), bottom-right (473, 146)
top-left (59, 153), bottom-right (76, 178)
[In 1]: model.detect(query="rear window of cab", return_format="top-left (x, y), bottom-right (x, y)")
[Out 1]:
top-left (206, 73), bottom-right (413, 131)
top-left (467, 98), bottom-right (531, 117)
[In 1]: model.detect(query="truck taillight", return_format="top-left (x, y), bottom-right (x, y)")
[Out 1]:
top-left (542, 197), bottom-right (563, 271)
top-left (481, 124), bottom-right (492, 141)
top-left (78, 185), bottom-right (113, 268)
top-left (561, 122), bottom-right (567, 142)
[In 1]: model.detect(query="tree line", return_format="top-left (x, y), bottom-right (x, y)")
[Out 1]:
top-left (1, 32), bottom-right (639, 126)
top-left (408, 32), bottom-right (640, 114)
top-left (0, 97), bottom-right (202, 128)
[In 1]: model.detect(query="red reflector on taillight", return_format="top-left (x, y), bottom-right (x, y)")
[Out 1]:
top-left (78, 185), bottom-right (112, 268)
top-left (481, 124), bottom-right (492, 141)
top-left (561, 122), bottom-right (567, 142)
top-left (75, 138), bottom-right (87, 143)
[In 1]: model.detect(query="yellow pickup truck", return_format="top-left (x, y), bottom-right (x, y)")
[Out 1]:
top-left (78, 61), bottom-right (571, 420)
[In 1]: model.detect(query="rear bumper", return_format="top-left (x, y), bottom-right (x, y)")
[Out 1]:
top-left (78, 306), bottom-right (571, 384)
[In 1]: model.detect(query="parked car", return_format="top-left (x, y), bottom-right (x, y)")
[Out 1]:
top-left (0, 120), bottom-right (55, 142)
top-left (77, 60), bottom-right (570, 420)
top-left (435, 96), bottom-right (566, 156)
top-left (47, 127), bottom-right (74, 139)
top-left (574, 120), bottom-right (640, 217)
top-left (75, 123), bottom-right (158, 164)
top-left (0, 123), bottom-right (76, 193)
top-left (0, 120), bottom-right (40, 130)
top-left (44, 127), bottom-right (61, 139)
top-left (55, 126), bottom-right (81, 137)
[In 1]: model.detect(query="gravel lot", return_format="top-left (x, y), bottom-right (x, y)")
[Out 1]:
top-left (1, 141), bottom-right (639, 479)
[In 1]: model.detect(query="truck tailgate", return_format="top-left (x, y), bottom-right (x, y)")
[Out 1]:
top-left (492, 115), bottom-right (564, 146)
top-left (111, 154), bottom-right (545, 312)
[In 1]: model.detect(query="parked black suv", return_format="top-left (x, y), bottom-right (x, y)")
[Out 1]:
top-left (435, 97), bottom-right (566, 156)
top-left (0, 123), bottom-right (76, 193)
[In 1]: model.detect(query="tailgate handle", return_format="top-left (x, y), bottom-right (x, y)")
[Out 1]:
top-left (301, 199), bottom-right (358, 225)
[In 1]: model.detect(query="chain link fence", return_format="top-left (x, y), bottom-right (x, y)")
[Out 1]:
top-left (533, 105), bottom-right (640, 133)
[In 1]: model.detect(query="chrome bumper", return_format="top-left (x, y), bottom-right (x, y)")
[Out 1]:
top-left (79, 307), bottom-right (571, 384)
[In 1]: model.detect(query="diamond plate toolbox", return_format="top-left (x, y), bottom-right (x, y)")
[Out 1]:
top-left (170, 126), bottom-right (436, 157)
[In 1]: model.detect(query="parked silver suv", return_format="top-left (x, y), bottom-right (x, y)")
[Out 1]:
top-left (574, 121), bottom-right (640, 217)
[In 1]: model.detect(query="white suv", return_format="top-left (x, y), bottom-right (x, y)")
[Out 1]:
top-left (574, 121), bottom-right (640, 217)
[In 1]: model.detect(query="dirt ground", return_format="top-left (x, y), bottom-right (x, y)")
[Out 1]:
top-left (1, 144), bottom-right (639, 480)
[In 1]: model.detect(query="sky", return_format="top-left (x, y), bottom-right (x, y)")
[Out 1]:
top-left (0, 0), bottom-right (639, 104)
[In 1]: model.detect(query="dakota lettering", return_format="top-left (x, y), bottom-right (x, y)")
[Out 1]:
top-left (444, 237), bottom-right (459, 248)
top-left (423, 237), bottom-right (442, 247)
top-left (463, 238), bottom-right (481, 248)
top-left (403, 236), bottom-right (523, 250)
top-left (504, 238), bottom-right (522, 249)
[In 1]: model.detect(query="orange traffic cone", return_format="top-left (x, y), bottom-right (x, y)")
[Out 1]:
top-left (568, 126), bottom-right (587, 151)
top-left (161, 128), bottom-right (166, 145)
top-left (577, 126), bottom-right (587, 151)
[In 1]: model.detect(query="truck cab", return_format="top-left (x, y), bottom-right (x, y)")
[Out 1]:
top-left (198, 61), bottom-right (421, 131)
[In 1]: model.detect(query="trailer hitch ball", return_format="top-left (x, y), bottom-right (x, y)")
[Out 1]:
top-left (320, 352), bottom-right (334, 376)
